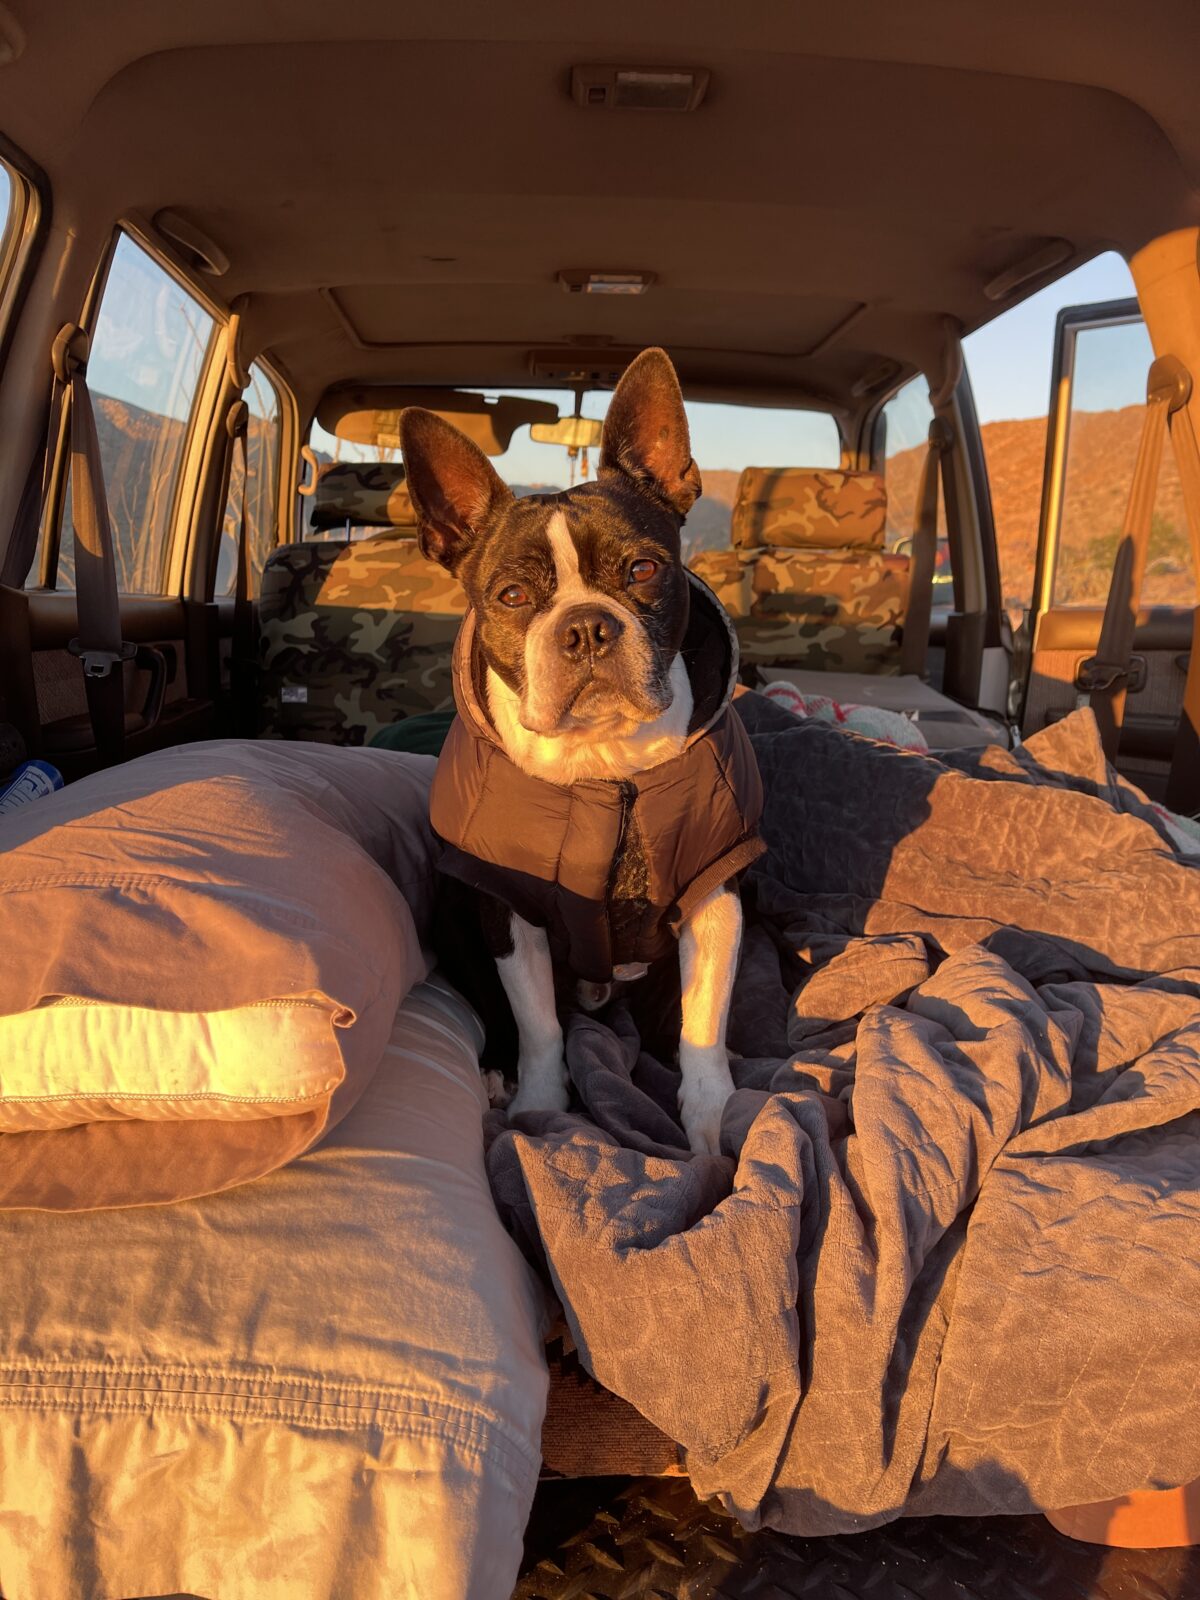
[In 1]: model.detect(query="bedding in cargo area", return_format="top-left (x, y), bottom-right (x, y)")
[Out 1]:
top-left (487, 699), bottom-right (1200, 1533)
top-left (0, 979), bottom-right (550, 1600)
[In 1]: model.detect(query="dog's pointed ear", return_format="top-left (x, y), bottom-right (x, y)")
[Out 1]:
top-left (599, 347), bottom-right (702, 516)
top-left (399, 408), bottom-right (514, 572)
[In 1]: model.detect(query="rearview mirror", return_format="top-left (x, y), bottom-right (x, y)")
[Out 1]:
top-left (530, 416), bottom-right (604, 449)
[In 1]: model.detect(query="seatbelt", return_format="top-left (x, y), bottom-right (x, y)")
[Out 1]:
top-left (225, 397), bottom-right (259, 736)
top-left (0, 358), bottom-right (73, 588)
top-left (899, 418), bottom-right (949, 678)
top-left (54, 323), bottom-right (136, 767)
top-left (1083, 356), bottom-right (1194, 765)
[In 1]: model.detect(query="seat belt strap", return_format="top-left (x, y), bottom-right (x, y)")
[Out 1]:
top-left (55, 324), bottom-right (135, 767)
top-left (226, 398), bottom-right (258, 737)
top-left (899, 418), bottom-right (948, 678)
top-left (0, 356), bottom-right (73, 588)
top-left (1084, 357), bottom-right (1184, 760)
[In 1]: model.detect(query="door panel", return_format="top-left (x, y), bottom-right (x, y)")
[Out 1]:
top-left (1023, 301), bottom-right (1196, 797)
top-left (0, 586), bottom-right (219, 778)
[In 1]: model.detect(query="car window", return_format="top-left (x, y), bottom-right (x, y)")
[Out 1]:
top-left (215, 362), bottom-right (281, 596)
top-left (306, 391), bottom-right (840, 560)
top-left (1052, 317), bottom-right (1193, 608)
top-left (0, 162), bottom-right (11, 259)
top-left (961, 252), bottom-right (1171, 620)
top-left (875, 375), bottom-right (951, 611)
top-left (53, 232), bottom-right (215, 593)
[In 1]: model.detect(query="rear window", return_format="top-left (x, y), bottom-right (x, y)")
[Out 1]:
top-left (307, 391), bottom-right (839, 559)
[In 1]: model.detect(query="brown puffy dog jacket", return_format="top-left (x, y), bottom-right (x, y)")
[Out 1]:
top-left (430, 575), bottom-right (765, 983)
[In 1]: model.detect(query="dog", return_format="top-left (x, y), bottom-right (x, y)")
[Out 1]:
top-left (399, 348), bottom-right (763, 1155)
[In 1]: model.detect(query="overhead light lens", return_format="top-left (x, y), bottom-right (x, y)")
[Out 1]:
top-left (558, 270), bottom-right (654, 296)
top-left (570, 65), bottom-right (709, 112)
top-left (614, 70), bottom-right (696, 110)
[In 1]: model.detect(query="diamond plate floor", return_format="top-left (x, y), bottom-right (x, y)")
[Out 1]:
top-left (516, 1476), bottom-right (1200, 1600)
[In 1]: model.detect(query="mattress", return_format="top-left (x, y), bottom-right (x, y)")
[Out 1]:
top-left (0, 977), bottom-right (551, 1600)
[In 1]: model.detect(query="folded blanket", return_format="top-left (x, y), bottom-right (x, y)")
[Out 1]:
top-left (486, 702), bottom-right (1200, 1533)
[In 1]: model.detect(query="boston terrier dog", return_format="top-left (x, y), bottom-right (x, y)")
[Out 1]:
top-left (399, 348), bottom-right (763, 1155)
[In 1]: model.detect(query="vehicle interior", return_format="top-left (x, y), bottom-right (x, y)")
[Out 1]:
top-left (1, 4), bottom-right (1199, 1596)
top-left (0, 0), bottom-right (1195, 803)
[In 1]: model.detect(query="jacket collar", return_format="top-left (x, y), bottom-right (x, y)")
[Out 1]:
top-left (449, 570), bottom-right (740, 765)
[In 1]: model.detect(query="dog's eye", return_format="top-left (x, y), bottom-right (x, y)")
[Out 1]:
top-left (628, 559), bottom-right (658, 585)
top-left (497, 583), bottom-right (529, 608)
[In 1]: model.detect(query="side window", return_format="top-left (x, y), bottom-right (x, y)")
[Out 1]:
top-left (0, 154), bottom-right (34, 353)
top-left (962, 251), bottom-right (1161, 619)
top-left (0, 161), bottom-right (12, 261)
top-left (216, 362), bottom-right (281, 594)
top-left (1053, 317), bottom-right (1193, 608)
top-left (875, 376), bottom-right (951, 610)
top-left (53, 232), bottom-right (215, 593)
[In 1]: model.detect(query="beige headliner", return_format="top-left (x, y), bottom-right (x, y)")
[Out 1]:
top-left (2, 0), bottom-right (1199, 415)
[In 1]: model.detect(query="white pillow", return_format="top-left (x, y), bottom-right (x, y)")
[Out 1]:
top-left (0, 995), bottom-right (348, 1131)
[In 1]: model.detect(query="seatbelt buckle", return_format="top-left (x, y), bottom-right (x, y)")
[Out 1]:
top-left (67, 637), bottom-right (137, 680)
top-left (1077, 655), bottom-right (1147, 695)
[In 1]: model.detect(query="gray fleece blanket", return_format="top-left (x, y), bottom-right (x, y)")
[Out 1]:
top-left (485, 698), bottom-right (1200, 1534)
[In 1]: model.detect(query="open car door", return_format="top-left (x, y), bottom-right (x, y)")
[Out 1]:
top-left (1020, 297), bottom-right (1197, 802)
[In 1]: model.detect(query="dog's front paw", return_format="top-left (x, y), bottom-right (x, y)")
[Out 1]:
top-left (507, 1050), bottom-right (570, 1119)
top-left (677, 1047), bottom-right (735, 1155)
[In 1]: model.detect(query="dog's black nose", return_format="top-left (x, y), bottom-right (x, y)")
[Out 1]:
top-left (556, 605), bottom-right (625, 662)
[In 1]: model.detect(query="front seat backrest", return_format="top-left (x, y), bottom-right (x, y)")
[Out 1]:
top-left (729, 467), bottom-right (911, 675)
top-left (258, 461), bottom-right (467, 745)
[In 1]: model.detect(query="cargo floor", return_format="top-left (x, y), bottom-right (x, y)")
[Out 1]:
top-left (515, 1476), bottom-right (1200, 1600)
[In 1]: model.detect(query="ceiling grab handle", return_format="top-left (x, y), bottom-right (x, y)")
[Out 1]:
top-left (225, 295), bottom-right (251, 392)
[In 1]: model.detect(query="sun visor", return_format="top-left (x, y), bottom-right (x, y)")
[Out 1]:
top-left (317, 386), bottom-right (559, 456)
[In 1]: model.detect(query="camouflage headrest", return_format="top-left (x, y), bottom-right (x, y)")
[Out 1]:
top-left (310, 461), bottom-right (416, 533)
top-left (731, 468), bottom-right (887, 551)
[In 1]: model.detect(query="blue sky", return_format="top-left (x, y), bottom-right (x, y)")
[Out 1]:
top-left (963, 250), bottom-right (1137, 423)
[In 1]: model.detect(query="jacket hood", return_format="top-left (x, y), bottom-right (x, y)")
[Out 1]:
top-left (449, 570), bottom-right (740, 762)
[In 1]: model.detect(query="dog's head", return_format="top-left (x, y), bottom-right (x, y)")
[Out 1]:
top-left (399, 347), bottom-right (701, 738)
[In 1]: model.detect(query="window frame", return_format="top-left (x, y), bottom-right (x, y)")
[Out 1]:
top-left (866, 365), bottom-right (1004, 636)
top-left (210, 353), bottom-right (292, 599)
top-left (35, 221), bottom-right (224, 595)
top-left (0, 132), bottom-right (49, 381)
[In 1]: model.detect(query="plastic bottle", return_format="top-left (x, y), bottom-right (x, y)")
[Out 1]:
top-left (0, 760), bottom-right (65, 815)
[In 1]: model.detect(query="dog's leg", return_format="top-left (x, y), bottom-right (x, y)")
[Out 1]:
top-left (484, 901), bottom-right (570, 1117)
top-left (677, 884), bottom-right (741, 1155)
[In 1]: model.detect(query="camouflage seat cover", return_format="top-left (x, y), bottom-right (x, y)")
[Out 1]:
top-left (258, 537), bottom-right (467, 744)
top-left (690, 467), bottom-right (912, 677)
top-left (309, 460), bottom-right (415, 533)
top-left (731, 467), bottom-right (887, 551)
